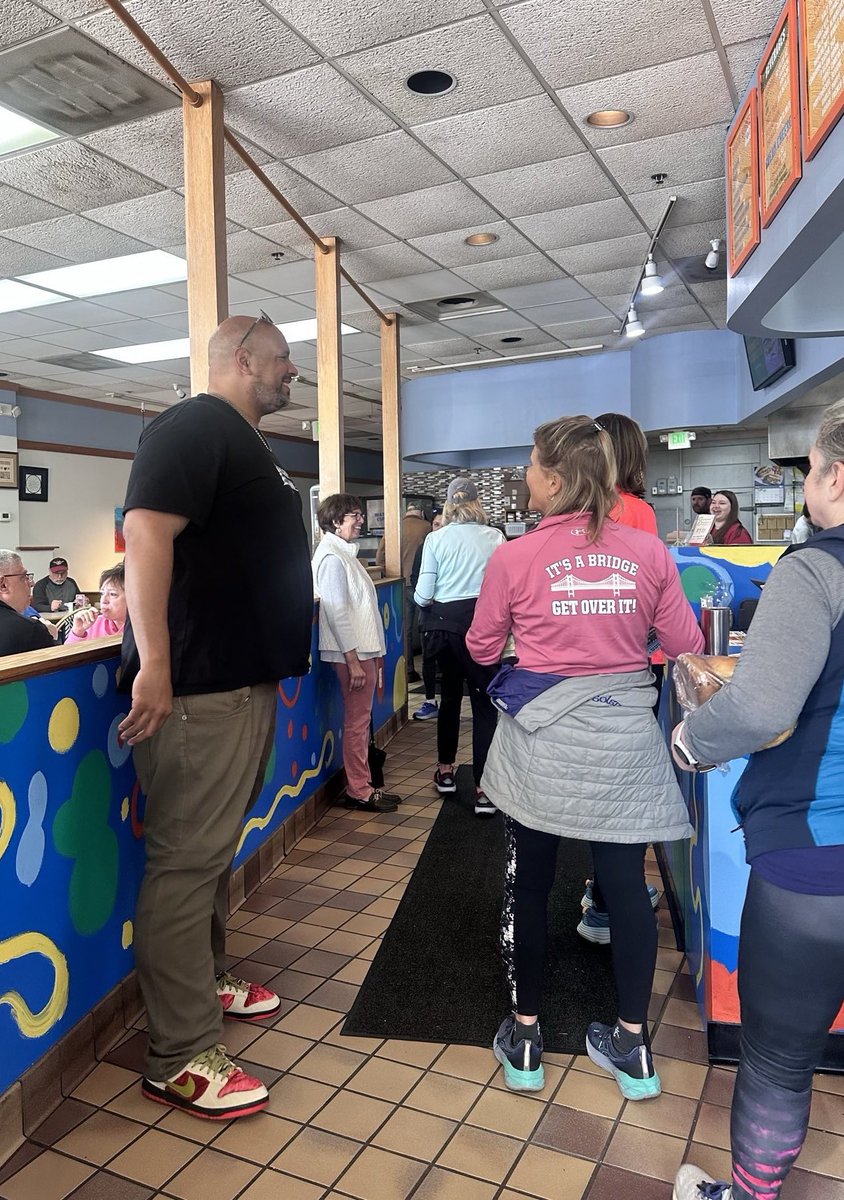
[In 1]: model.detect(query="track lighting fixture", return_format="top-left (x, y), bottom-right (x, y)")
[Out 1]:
top-left (705, 239), bottom-right (721, 270)
top-left (640, 256), bottom-right (664, 296)
top-left (624, 307), bottom-right (645, 338)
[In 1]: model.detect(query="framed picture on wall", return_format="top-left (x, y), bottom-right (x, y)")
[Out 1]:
top-left (0, 451), bottom-right (18, 489)
top-left (18, 464), bottom-right (48, 502)
top-left (757, 0), bottom-right (802, 227)
top-left (726, 88), bottom-right (761, 275)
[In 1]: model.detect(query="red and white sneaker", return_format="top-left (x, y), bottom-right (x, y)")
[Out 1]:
top-left (142, 1044), bottom-right (268, 1120)
top-left (216, 971), bottom-right (281, 1022)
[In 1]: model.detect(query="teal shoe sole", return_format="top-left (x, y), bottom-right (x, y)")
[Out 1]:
top-left (585, 1037), bottom-right (661, 1100)
top-left (493, 1041), bottom-right (545, 1092)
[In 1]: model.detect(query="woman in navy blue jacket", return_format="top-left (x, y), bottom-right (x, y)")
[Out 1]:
top-left (670, 399), bottom-right (844, 1200)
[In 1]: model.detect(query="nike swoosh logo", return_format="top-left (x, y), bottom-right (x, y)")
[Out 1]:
top-left (167, 1077), bottom-right (197, 1099)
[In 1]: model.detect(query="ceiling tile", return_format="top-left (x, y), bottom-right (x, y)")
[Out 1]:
top-left (453, 253), bottom-right (562, 291)
top-left (646, 304), bottom-right (713, 330)
top-left (33, 0), bottom-right (102, 15)
top-left (4, 214), bottom-right (149, 262)
top-left (690, 280), bottom-right (728, 306)
top-left (432, 309), bottom-right (528, 335)
top-left (725, 38), bottom-right (767, 96)
top-left (499, 340), bottom-right (573, 359)
top-left (221, 229), bottom-right (299, 275)
top-left (0, 0), bottom-right (59, 50)
top-left (709, 0), bottom-right (784, 46)
top-left (0, 185), bottom-right (69, 232)
top-left (404, 336), bottom-right (478, 358)
top-left (586, 293), bottom-right (628, 317)
top-left (227, 65), bottom-right (396, 157)
top-left (28, 298), bottom-right (123, 327)
top-left (574, 266), bottom-right (642, 297)
top-left (81, 111), bottom-right (266, 188)
top-left (340, 16), bottom-right (542, 122)
top-left (367, 268), bottom-right (472, 302)
top-left (288, 132), bottom-right (455, 204)
top-left (254, 209), bottom-right (393, 256)
top-left (490, 277), bottom-right (589, 307)
top-left (85, 191), bottom-right (188, 247)
top-left (357, 181), bottom-right (498, 238)
top-left (514, 197), bottom-right (643, 249)
top-left (704, 301), bottom-right (728, 327)
top-left (548, 233), bottom-right (650, 276)
top-left (527, 298), bottom-right (615, 325)
top-left (228, 296), bottom-right (315, 324)
top-left (411, 94), bottom-right (584, 177)
top-left (631, 177), bottom-right (726, 230)
top-left (0, 238), bottom-right (71, 276)
top-left (277, 0), bottom-right (485, 53)
top-left (237, 259), bottom-right (323, 294)
top-left (407, 221), bottom-right (536, 267)
top-left (543, 317), bottom-right (620, 339)
top-left (500, 0), bottom-right (713, 88)
top-left (86, 317), bottom-right (190, 343)
top-left (469, 154), bottom-right (617, 217)
top-left (0, 142), bottom-right (160, 211)
top-left (84, 288), bottom-right (185, 319)
top-left (0, 312), bottom-right (77, 337)
top-left (556, 53), bottom-right (733, 148)
top-left (471, 326), bottom-right (562, 349)
top-left (340, 243), bottom-right (437, 283)
top-left (225, 162), bottom-right (336, 229)
top-left (597, 124), bottom-right (727, 194)
top-left (400, 320), bottom-right (471, 344)
top-left (660, 220), bottom-right (727, 259)
top-left (79, 0), bottom-right (319, 90)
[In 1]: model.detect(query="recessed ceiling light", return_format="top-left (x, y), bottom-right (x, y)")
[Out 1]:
top-left (464, 232), bottom-right (499, 247)
top-left (406, 69), bottom-right (456, 96)
top-left (500, 336), bottom-right (523, 344)
top-left (20, 250), bottom-right (188, 299)
top-left (91, 318), bottom-right (362, 364)
top-left (0, 279), bottom-right (65, 314)
top-left (585, 109), bottom-right (632, 128)
top-left (0, 102), bottom-right (58, 156)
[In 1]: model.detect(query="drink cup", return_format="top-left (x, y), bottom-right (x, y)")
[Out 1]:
top-left (74, 594), bottom-right (86, 608)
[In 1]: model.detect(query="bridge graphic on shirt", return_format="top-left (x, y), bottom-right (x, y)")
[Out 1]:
top-left (549, 572), bottom-right (636, 597)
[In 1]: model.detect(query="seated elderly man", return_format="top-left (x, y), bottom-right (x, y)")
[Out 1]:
top-left (0, 550), bottom-right (55, 656)
top-left (32, 556), bottom-right (80, 612)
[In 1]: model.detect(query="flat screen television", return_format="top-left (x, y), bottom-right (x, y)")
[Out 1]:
top-left (743, 336), bottom-right (796, 391)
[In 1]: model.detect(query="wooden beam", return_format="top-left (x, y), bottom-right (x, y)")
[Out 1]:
top-left (380, 316), bottom-right (402, 579)
top-left (182, 80), bottom-right (228, 394)
top-left (315, 235), bottom-right (344, 497)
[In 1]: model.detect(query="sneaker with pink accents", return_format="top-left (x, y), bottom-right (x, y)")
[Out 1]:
top-left (217, 971), bottom-right (281, 1022)
top-left (142, 1043), bottom-right (268, 1119)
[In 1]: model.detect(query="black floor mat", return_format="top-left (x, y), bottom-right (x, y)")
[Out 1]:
top-left (343, 767), bottom-right (618, 1052)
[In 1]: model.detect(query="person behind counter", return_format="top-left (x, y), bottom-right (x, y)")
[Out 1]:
top-left (32, 556), bottom-right (80, 612)
top-left (313, 494), bottom-right (400, 814)
top-left (710, 489), bottom-right (752, 545)
top-left (65, 562), bottom-right (126, 643)
top-left (0, 550), bottom-right (55, 655)
top-left (671, 399), bottom-right (844, 1200)
top-left (466, 416), bottom-right (704, 1099)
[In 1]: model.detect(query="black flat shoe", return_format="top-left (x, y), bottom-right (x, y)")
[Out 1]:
top-left (343, 789), bottom-right (398, 813)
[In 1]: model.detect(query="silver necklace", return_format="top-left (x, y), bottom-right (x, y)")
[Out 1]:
top-left (207, 392), bottom-right (276, 457)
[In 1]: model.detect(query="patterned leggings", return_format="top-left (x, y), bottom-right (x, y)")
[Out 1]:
top-left (501, 816), bottom-right (656, 1023)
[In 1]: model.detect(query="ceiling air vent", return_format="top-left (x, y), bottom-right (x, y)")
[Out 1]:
top-left (40, 352), bottom-right (125, 372)
top-left (403, 290), bottom-right (505, 323)
top-left (0, 28), bottom-right (178, 138)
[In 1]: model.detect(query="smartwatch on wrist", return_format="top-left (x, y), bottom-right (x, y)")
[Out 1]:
top-left (674, 724), bottom-right (716, 772)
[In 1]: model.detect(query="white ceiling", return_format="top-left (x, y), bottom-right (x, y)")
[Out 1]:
top-left (0, 0), bottom-right (782, 448)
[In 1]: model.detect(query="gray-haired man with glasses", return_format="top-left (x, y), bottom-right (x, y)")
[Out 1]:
top-left (118, 314), bottom-right (313, 1121)
top-left (0, 550), bottom-right (54, 656)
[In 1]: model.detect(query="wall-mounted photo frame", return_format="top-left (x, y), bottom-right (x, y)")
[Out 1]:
top-left (800, 0), bottom-right (844, 161)
top-left (757, 0), bottom-right (802, 227)
top-left (0, 450), bottom-right (18, 489)
top-left (726, 88), bottom-right (761, 276)
top-left (18, 464), bottom-right (48, 502)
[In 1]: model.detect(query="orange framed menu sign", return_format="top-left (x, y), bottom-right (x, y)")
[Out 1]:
top-left (800, 0), bottom-right (844, 160)
top-left (726, 89), bottom-right (761, 275)
top-left (757, 0), bottom-right (802, 226)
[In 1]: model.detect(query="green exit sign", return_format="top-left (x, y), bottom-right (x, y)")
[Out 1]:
top-left (668, 430), bottom-right (692, 449)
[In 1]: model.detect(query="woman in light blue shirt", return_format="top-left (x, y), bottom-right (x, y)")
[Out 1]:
top-left (414, 478), bottom-right (504, 815)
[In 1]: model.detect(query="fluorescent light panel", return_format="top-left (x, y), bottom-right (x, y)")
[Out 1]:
top-left (0, 279), bottom-right (66, 314)
top-left (0, 103), bottom-right (58, 155)
top-left (20, 250), bottom-right (188, 298)
top-left (92, 318), bottom-right (361, 364)
top-left (407, 345), bottom-right (604, 372)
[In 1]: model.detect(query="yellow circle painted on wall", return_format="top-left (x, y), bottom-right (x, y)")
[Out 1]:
top-left (121, 921), bottom-right (134, 950)
top-left (393, 655), bottom-right (407, 711)
top-left (383, 602), bottom-right (390, 630)
top-left (48, 698), bottom-right (80, 753)
top-left (121, 796), bottom-right (129, 822)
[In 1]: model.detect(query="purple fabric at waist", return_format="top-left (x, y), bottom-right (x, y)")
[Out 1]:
top-left (750, 845), bottom-right (844, 895)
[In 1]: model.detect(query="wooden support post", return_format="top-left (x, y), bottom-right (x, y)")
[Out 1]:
top-left (381, 315), bottom-right (402, 579)
top-left (315, 236), bottom-right (344, 497)
top-left (182, 80), bottom-right (228, 394)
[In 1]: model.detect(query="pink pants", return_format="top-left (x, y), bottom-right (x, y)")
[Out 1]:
top-left (333, 659), bottom-right (378, 798)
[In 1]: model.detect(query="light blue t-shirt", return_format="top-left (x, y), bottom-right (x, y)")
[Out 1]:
top-left (414, 523), bottom-right (505, 606)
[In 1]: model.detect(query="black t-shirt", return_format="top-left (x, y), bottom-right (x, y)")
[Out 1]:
top-left (119, 394), bottom-right (313, 695)
top-left (0, 601), bottom-right (54, 656)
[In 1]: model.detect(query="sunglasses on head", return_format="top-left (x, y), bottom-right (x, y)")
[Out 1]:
top-left (237, 310), bottom-right (275, 349)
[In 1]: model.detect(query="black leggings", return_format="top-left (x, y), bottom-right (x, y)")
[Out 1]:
top-left (502, 816), bottom-right (657, 1023)
top-left (421, 630), bottom-right (437, 701)
top-left (728, 871), bottom-right (844, 1200)
top-left (434, 631), bottom-right (498, 786)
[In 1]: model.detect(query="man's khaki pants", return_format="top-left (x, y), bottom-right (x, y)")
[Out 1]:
top-left (133, 682), bottom-right (277, 1081)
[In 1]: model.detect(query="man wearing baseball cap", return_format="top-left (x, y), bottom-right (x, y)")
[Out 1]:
top-left (32, 557), bottom-right (81, 612)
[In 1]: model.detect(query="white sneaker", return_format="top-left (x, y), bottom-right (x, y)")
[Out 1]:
top-left (143, 1043), bottom-right (268, 1120)
top-left (673, 1164), bottom-right (732, 1199)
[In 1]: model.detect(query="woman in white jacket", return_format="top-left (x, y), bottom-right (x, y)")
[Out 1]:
top-left (312, 494), bottom-right (398, 813)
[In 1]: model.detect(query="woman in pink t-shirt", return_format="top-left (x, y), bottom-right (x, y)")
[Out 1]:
top-left (65, 562), bottom-right (126, 644)
top-left (467, 415), bottom-right (703, 1102)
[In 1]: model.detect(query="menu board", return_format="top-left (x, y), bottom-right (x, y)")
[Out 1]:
top-left (726, 89), bottom-right (761, 275)
top-left (757, 0), bottom-right (802, 226)
top-left (800, 0), bottom-right (844, 159)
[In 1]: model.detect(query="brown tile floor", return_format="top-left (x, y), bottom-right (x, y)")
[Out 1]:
top-left (3, 714), bottom-right (844, 1200)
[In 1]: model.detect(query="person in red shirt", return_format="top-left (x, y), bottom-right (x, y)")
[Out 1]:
top-left (710, 490), bottom-right (753, 545)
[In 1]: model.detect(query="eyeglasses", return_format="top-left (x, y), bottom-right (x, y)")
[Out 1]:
top-left (237, 310), bottom-right (275, 349)
top-left (345, 511), bottom-right (364, 521)
top-left (1, 571), bottom-right (34, 583)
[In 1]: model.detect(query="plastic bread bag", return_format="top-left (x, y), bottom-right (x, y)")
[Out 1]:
top-left (674, 653), bottom-right (794, 749)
